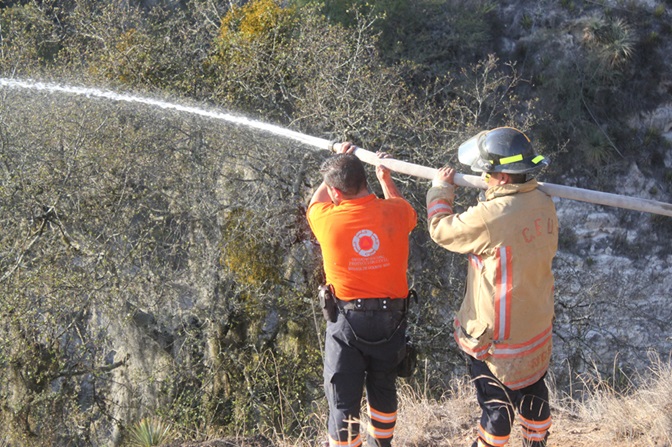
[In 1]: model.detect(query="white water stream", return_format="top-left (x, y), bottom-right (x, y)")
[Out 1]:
top-left (3, 77), bottom-right (672, 216)
top-left (0, 78), bottom-right (333, 150)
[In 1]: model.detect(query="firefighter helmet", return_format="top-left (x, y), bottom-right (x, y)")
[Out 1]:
top-left (457, 127), bottom-right (549, 174)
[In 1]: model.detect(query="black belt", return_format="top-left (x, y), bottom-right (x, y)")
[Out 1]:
top-left (337, 297), bottom-right (406, 311)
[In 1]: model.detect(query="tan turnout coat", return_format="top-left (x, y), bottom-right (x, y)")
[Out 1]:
top-left (427, 179), bottom-right (558, 390)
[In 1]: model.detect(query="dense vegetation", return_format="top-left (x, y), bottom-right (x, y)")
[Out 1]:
top-left (1, 0), bottom-right (671, 445)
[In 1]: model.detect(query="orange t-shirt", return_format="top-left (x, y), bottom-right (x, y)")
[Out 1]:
top-left (307, 194), bottom-right (417, 300)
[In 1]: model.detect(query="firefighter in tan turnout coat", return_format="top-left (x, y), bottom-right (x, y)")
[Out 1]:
top-left (426, 127), bottom-right (558, 447)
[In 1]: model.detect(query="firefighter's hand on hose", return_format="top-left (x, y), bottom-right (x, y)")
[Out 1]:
top-left (336, 141), bottom-right (357, 154)
top-left (375, 151), bottom-right (405, 199)
top-left (432, 165), bottom-right (455, 188)
top-left (375, 151), bottom-right (392, 184)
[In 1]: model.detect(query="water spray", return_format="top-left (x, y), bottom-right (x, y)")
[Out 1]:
top-left (2, 78), bottom-right (671, 217)
top-left (0, 78), bottom-right (330, 149)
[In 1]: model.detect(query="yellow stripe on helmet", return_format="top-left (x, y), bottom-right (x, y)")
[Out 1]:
top-left (498, 154), bottom-right (524, 165)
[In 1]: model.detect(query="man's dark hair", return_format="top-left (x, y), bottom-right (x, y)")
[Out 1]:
top-left (320, 154), bottom-right (368, 196)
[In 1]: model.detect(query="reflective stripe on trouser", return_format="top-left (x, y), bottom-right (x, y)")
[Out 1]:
top-left (469, 357), bottom-right (551, 447)
top-left (367, 404), bottom-right (397, 445)
top-left (324, 308), bottom-right (406, 447)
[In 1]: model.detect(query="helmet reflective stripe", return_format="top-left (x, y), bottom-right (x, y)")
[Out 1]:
top-left (497, 154), bottom-right (524, 165)
top-left (490, 154), bottom-right (546, 167)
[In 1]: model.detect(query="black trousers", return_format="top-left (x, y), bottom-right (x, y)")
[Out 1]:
top-left (323, 308), bottom-right (406, 447)
top-left (469, 357), bottom-right (551, 447)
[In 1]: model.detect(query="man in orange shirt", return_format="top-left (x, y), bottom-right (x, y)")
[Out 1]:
top-left (307, 142), bottom-right (417, 447)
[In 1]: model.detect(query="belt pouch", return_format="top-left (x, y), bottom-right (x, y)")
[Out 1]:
top-left (397, 336), bottom-right (417, 378)
top-left (318, 285), bottom-right (338, 322)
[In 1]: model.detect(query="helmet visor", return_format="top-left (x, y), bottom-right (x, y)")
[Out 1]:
top-left (458, 131), bottom-right (488, 170)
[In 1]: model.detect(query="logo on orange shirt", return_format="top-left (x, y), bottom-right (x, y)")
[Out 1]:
top-left (352, 229), bottom-right (380, 257)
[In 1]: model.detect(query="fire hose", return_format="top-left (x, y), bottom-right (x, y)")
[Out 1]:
top-left (329, 142), bottom-right (672, 218)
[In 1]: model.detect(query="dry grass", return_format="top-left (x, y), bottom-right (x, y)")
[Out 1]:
top-left (393, 374), bottom-right (479, 447)
top-left (275, 355), bottom-right (672, 447)
top-left (393, 356), bottom-right (672, 447)
top-left (549, 355), bottom-right (672, 447)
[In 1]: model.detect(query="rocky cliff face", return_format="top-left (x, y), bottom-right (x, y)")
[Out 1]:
top-left (553, 193), bottom-right (672, 386)
top-left (550, 133), bottom-right (672, 385)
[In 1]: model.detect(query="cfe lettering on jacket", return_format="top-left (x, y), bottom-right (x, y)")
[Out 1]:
top-left (522, 217), bottom-right (556, 244)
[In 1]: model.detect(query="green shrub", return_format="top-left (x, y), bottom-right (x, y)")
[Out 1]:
top-left (127, 417), bottom-right (173, 447)
top-left (653, 4), bottom-right (666, 17)
top-left (582, 17), bottom-right (636, 69)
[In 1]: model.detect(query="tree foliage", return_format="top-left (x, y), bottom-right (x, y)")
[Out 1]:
top-left (0, 89), bottom-right (330, 444)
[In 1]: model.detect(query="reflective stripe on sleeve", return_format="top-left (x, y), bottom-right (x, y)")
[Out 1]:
top-left (427, 199), bottom-right (453, 219)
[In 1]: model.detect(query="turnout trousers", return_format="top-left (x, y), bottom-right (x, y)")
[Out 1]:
top-left (469, 357), bottom-right (551, 447)
top-left (323, 305), bottom-right (406, 447)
